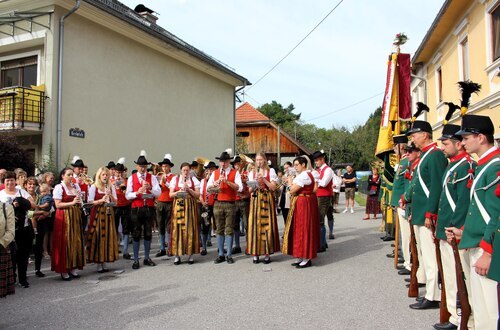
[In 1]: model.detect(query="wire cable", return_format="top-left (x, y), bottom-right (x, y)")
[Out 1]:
top-left (246, 0), bottom-right (344, 91)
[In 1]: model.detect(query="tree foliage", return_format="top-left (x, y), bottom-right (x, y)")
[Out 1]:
top-left (0, 135), bottom-right (35, 175)
top-left (258, 101), bottom-right (301, 126)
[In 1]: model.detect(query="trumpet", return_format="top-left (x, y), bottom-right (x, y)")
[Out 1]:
top-left (78, 173), bottom-right (94, 185)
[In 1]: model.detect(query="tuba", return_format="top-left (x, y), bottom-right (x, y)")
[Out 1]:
top-left (194, 156), bottom-right (209, 179)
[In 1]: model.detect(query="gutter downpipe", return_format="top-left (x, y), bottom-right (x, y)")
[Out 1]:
top-left (56, 0), bottom-right (81, 169)
top-left (234, 84), bottom-right (246, 152)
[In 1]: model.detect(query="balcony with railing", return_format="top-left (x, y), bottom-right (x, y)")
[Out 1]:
top-left (0, 86), bottom-right (45, 133)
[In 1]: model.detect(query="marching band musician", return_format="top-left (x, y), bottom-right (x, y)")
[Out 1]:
top-left (169, 162), bottom-right (201, 265)
top-left (106, 161), bottom-right (116, 184)
top-left (52, 168), bottom-right (86, 280)
top-left (125, 150), bottom-right (161, 270)
top-left (71, 156), bottom-right (89, 230)
top-left (312, 150), bottom-right (334, 251)
top-left (282, 156), bottom-right (319, 268)
top-left (199, 161), bottom-right (218, 256)
top-left (279, 161), bottom-right (293, 227)
top-left (113, 159), bottom-right (132, 259)
top-left (247, 152), bottom-right (280, 264)
top-left (207, 149), bottom-right (243, 264)
top-left (87, 167), bottom-right (119, 273)
top-left (155, 154), bottom-right (175, 257)
top-left (231, 155), bottom-right (250, 255)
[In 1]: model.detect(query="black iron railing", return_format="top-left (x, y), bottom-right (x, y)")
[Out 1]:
top-left (0, 86), bottom-right (45, 130)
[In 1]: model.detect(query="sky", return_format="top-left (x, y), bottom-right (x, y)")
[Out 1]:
top-left (119, 0), bottom-right (445, 129)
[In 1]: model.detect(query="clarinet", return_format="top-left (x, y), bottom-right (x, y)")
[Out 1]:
top-left (72, 182), bottom-right (89, 216)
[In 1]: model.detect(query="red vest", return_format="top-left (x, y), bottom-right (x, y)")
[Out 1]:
top-left (158, 173), bottom-right (175, 202)
top-left (116, 185), bottom-right (130, 207)
top-left (202, 178), bottom-right (216, 206)
top-left (214, 169), bottom-right (237, 202)
top-left (236, 170), bottom-right (250, 200)
top-left (131, 173), bottom-right (155, 208)
top-left (316, 165), bottom-right (333, 197)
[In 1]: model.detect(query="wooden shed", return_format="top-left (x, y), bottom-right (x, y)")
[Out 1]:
top-left (235, 102), bottom-right (311, 166)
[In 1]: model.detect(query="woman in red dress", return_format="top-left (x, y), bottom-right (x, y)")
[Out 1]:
top-left (282, 156), bottom-right (319, 268)
top-left (52, 168), bottom-right (85, 280)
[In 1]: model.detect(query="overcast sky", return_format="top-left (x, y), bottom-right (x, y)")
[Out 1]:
top-left (120, 0), bottom-right (445, 129)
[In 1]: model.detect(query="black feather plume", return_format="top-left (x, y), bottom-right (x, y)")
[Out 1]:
top-left (458, 80), bottom-right (481, 115)
top-left (443, 102), bottom-right (460, 124)
top-left (412, 102), bottom-right (429, 122)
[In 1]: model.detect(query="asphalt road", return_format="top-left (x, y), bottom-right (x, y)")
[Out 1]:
top-left (0, 197), bottom-right (439, 329)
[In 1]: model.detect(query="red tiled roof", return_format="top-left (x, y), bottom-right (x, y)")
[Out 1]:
top-left (235, 102), bottom-right (270, 123)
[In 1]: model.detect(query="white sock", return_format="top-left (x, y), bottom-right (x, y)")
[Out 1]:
top-left (174, 256), bottom-right (180, 262)
top-left (299, 259), bottom-right (310, 266)
top-left (97, 264), bottom-right (103, 271)
top-left (188, 255), bottom-right (193, 262)
top-left (295, 259), bottom-right (303, 263)
top-left (253, 256), bottom-right (259, 261)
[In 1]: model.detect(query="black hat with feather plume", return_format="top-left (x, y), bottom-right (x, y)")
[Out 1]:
top-left (443, 102), bottom-right (460, 125)
top-left (457, 80), bottom-right (481, 116)
top-left (406, 102), bottom-right (431, 135)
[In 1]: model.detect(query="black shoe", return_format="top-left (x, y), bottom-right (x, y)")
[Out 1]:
top-left (143, 258), bottom-right (156, 266)
top-left (263, 257), bottom-right (271, 264)
top-left (231, 246), bottom-right (242, 254)
top-left (433, 322), bottom-right (457, 330)
top-left (214, 256), bottom-right (225, 264)
top-left (391, 243), bottom-right (395, 247)
top-left (383, 236), bottom-right (395, 241)
top-left (404, 278), bottom-right (411, 283)
top-left (409, 298), bottom-right (440, 310)
top-left (226, 256), bottom-right (234, 264)
top-left (398, 258), bottom-right (404, 264)
top-left (201, 249), bottom-right (207, 256)
top-left (329, 234), bottom-right (335, 239)
top-left (240, 232), bottom-right (245, 237)
top-left (396, 265), bottom-right (406, 270)
top-left (132, 261), bottom-right (140, 269)
top-left (19, 281), bottom-right (29, 288)
top-left (187, 259), bottom-right (194, 265)
top-left (97, 269), bottom-right (106, 274)
top-left (69, 272), bottom-right (80, 279)
top-left (123, 253), bottom-right (131, 260)
top-left (406, 283), bottom-right (425, 288)
top-left (60, 274), bottom-right (72, 281)
top-left (318, 247), bottom-right (326, 253)
top-left (398, 269), bottom-right (411, 275)
top-left (291, 261), bottom-right (300, 266)
top-left (35, 270), bottom-right (45, 278)
top-left (155, 250), bottom-right (166, 257)
top-left (296, 260), bottom-right (312, 268)
top-left (253, 258), bottom-right (260, 264)
top-left (174, 258), bottom-right (181, 265)
top-left (207, 241), bottom-right (212, 247)
top-left (386, 253), bottom-right (395, 258)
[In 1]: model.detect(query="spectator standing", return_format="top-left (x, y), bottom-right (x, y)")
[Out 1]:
top-left (332, 169), bottom-right (342, 213)
top-left (363, 167), bottom-right (381, 220)
top-left (342, 165), bottom-right (356, 214)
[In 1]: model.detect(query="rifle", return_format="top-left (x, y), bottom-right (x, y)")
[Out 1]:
top-left (393, 207), bottom-right (400, 269)
top-left (408, 217), bottom-right (419, 298)
top-left (450, 237), bottom-right (471, 329)
top-left (430, 221), bottom-right (451, 324)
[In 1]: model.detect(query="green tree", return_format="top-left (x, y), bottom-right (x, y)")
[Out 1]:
top-left (0, 135), bottom-right (35, 174)
top-left (258, 101), bottom-right (301, 126)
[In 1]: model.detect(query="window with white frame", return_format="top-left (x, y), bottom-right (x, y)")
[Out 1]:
top-left (436, 66), bottom-right (443, 103)
top-left (491, 3), bottom-right (500, 62)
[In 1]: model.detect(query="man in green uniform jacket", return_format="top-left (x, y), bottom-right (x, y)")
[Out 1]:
top-left (407, 120), bottom-right (448, 310)
top-left (433, 124), bottom-right (476, 330)
top-left (446, 114), bottom-right (499, 330)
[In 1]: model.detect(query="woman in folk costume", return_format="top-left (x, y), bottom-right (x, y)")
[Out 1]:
top-left (52, 168), bottom-right (86, 280)
top-left (247, 152), bottom-right (280, 264)
top-left (282, 156), bottom-right (319, 268)
top-left (169, 162), bottom-right (201, 265)
top-left (87, 167), bottom-right (119, 272)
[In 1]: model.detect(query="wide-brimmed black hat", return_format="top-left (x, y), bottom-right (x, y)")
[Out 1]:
top-left (204, 161), bottom-right (218, 169)
top-left (71, 156), bottom-right (85, 168)
top-left (158, 154), bottom-right (174, 167)
top-left (190, 160), bottom-right (199, 167)
top-left (406, 120), bottom-right (433, 135)
top-left (115, 163), bottom-right (126, 172)
top-left (231, 156), bottom-right (242, 164)
top-left (216, 151), bottom-right (232, 161)
top-left (456, 114), bottom-right (494, 136)
top-left (438, 124), bottom-right (462, 141)
top-left (311, 150), bottom-right (326, 160)
top-left (106, 161), bottom-right (116, 169)
top-left (393, 134), bottom-right (408, 144)
top-left (134, 150), bottom-right (150, 166)
top-left (404, 142), bottom-right (420, 152)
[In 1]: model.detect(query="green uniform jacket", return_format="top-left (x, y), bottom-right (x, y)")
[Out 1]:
top-left (410, 143), bottom-right (448, 226)
top-left (403, 165), bottom-right (415, 220)
top-left (459, 149), bottom-right (500, 252)
top-left (390, 157), bottom-right (409, 207)
top-left (436, 153), bottom-right (476, 240)
top-left (487, 217), bottom-right (500, 282)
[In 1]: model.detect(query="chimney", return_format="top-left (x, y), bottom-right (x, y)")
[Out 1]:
top-left (134, 4), bottom-right (158, 25)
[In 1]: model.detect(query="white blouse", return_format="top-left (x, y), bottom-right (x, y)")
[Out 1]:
top-left (53, 183), bottom-right (81, 199)
top-left (248, 168), bottom-right (278, 182)
top-left (170, 176), bottom-right (201, 190)
top-left (87, 184), bottom-right (117, 202)
top-left (292, 171), bottom-right (313, 188)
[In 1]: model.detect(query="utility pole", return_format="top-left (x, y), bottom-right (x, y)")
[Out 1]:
top-left (277, 125), bottom-right (281, 166)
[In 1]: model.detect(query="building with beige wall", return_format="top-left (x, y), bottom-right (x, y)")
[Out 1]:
top-left (0, 0), bottom-right (249, 173)
top-left (411, 0), bottom-right (499, 142)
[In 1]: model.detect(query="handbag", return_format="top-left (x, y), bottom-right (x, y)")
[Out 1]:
top-left (368, 190), bottom-right (377, 196)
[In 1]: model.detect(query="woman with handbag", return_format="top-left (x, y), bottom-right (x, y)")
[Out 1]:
top-left (363, 167), bottom-right (381, 220)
